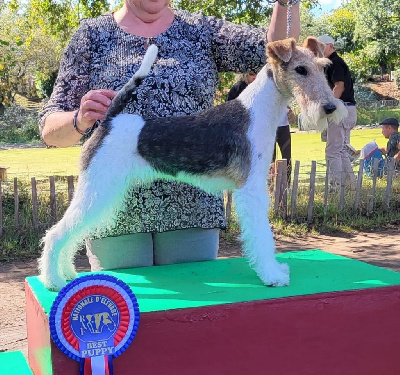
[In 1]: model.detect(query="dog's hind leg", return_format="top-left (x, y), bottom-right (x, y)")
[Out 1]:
top-left (38, 170), bottom-right (117, 290)
top-left (40, 141), bottom-right (151, 290)
top-left (40, 171), bottom-right (135, 290)
top-left (233, 164), bottom-right (289, 287)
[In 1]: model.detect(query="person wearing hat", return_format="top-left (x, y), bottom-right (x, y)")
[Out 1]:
top-left (379, 117), bottom-right (400, 165)
top-left (317, 35), bottom-right (357, 190)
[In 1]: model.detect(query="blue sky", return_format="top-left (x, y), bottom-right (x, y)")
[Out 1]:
top-left (313, 0), bottom-right (343, 16)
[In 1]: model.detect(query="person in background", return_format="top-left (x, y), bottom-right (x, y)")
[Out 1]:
top-left (379, 117), bottom-right (400, 167)
top-left (317, 35), bottom-right (357, 191)
top-left (226, 72), bottom-right (257, 101)
top-left (39, 0), bottom-right (300, 272)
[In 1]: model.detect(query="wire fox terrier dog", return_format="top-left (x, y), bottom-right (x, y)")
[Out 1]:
top-left (39, 37), bottom-right (347, 291)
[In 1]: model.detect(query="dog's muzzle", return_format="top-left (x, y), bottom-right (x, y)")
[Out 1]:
top-left (323, 103), bottom-right (337, 114)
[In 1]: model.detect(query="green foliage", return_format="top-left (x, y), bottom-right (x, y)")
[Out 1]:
top-left (357, 106), bottom-right (400, 126)
top-left (26, 0), bottom-right (77, 44)
top-left (216, 72), bottom-right (236, 103)
top-left (35, 70), bottom-right (58, 98)
top-left (25, 0), bottom-right (110, 44)
top-left (174, 0), bottom-right (273, 26)
top-left (350, 0), bottom-right (400, 72)
top-left (322, 8), bottom-right (357, 52)
top-left (0, 104), bottom-right (41, 142)
top-left (353, 84), bottom-right (377, 102)
top-left (0, 177), bottom-right (74, 260)
top-left (342, 50), bottom-right (377, 82)
top-left (0, 3), bottom-right (62, 103)
top-left (0, 0), bottom-right (113, 102)
top-left (311, 0), bottom-right (400, 81)
top-left (79, 0), bottom-right (111, 18)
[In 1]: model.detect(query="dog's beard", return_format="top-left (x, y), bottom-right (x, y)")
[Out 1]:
top-left (299, 99), bottom-right (348, 131)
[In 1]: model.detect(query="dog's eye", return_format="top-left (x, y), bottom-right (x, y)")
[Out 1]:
top-left (295, 66), bottom-right (308, 76)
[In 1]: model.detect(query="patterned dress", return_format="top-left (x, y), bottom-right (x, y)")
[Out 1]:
top-left (39, 9), bottom-right (266, 238)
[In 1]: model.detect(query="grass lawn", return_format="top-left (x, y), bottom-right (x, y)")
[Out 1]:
top-left (0, 146), bottom-right (82, 180)
top-left (0, 128), bottom-right (386, 180)
top-left (288, 127), bottom-right (385, 174)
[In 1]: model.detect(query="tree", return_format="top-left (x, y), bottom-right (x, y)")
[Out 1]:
top-left (26, 0), bottom-right (112, 47)
top-left (0, 3), bottom-right (62, 102)
top-left (0, 0), bottom-right (115, 103)
top-left (315, 7), bottom-right (357, 53)
top-left (350, 0), bottom-right (400, 75)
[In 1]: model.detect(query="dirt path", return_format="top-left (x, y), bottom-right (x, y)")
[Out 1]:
top-left (1, 228), bottom-right (399, 357)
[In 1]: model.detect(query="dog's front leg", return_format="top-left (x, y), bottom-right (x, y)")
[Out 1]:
top-left (233, 173), bottom-right (289, 287)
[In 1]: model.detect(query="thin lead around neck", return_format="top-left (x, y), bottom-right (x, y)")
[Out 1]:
top-left (286, 4), bottom-right (292, 38)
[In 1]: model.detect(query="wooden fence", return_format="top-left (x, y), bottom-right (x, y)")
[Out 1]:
top-left (0, 159), bottom-right (399, 237)
top-left (0, 176), bottom-right (75, 237)
top-left (225, 157), bottom-right (399, 228)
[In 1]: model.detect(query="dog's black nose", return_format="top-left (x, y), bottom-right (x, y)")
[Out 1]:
top-left (324, 103), bottom-right (336, 114)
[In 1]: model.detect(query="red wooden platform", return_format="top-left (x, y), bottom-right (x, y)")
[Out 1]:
top-left (25, 251), bottom-right (400, 374)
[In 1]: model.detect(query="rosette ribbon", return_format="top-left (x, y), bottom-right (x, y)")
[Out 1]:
top-left (49, 274), bottom-right (140, 375)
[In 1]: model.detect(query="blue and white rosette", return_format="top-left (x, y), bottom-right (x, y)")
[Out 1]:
top-left (49, 274), bottom-right (140, 375)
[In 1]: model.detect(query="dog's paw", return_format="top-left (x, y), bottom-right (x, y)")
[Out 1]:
top-left (63, 270), bottom-right (78, 281)
top-left (258, 262), bottom-right (290, 287)
top-left (62, 266), bottom-right (78, 281)
top-left (40, 274), bottom-right (67, 292)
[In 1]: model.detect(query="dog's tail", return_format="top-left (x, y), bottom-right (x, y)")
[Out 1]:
top-left (104, 44), bottom-right (158, 121)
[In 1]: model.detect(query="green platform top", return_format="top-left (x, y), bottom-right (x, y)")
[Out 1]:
top-left (27, 250), bottom-right (400, 315)
top-left (0, 351), bottom-right (33, 374)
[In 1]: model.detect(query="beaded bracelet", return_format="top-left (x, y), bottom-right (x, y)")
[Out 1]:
top-left (73, 110), bottom-right (96, 137)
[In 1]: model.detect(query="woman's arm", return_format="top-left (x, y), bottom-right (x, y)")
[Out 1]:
top-left (42, 89), bottom-right (116, 147)
top-left (267, 1), bottom-right (300, 42)
top-left (40, 21), bottom-right (117, 147)
top-left (209, 1), bottom-right (300, 73)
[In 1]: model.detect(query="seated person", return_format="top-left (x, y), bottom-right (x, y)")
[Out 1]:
top-left (379, 118), bottom-right (400, 167)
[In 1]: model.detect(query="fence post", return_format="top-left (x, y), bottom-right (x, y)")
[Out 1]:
top-left (339, 171), bottom-right (345, 212)
top-left (354, 160), bottom-right (364, 211)
top-left (384, 158), bottom-right (395, 211)
top-left (290, 160), bottom-right (300, 221)
top-left (31, 177), bottom-right (39, 231)
top-left (67, 176), bottom-right (74, 203)
top-left (0, 180), bottom-right (2, 237)
top-left (280, 159), bottom-right (288, 219)
top-left (274, 160), bottom-right (283, 215)
top-left (14, 177), bottom-right (19, 227)
top-left (273, 160), bottom-right (287, 218)
top-left (307, 161), bottom-right (316, 224)
top-left (368, 158), bottom-right (380, 214)
top-left (49, 176), bottom-right (57, 224)
top-left (323, 160), bottom-right (329, 217)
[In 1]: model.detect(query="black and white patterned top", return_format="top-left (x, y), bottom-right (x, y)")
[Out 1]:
top-left (39, 9), bottom-right (266, 237)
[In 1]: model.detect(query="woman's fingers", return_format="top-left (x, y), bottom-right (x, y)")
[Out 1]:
top-left (77, 90), bottom-right (117, 129)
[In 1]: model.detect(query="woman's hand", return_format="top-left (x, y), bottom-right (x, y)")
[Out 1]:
top-left (76, 89), bottom-right (117, 132)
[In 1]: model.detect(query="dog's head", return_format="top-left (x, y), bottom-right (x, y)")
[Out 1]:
top-left (266, 37), bottom-right (347, 131)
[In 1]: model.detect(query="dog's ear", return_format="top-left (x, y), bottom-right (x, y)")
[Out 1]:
top-left (302, 37), bottom-right (325, 58)
top-left (267, 38), bottom-right (296, 63)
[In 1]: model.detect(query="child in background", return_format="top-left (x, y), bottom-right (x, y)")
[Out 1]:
top-left (379, 117), bottom-right (400, 165)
